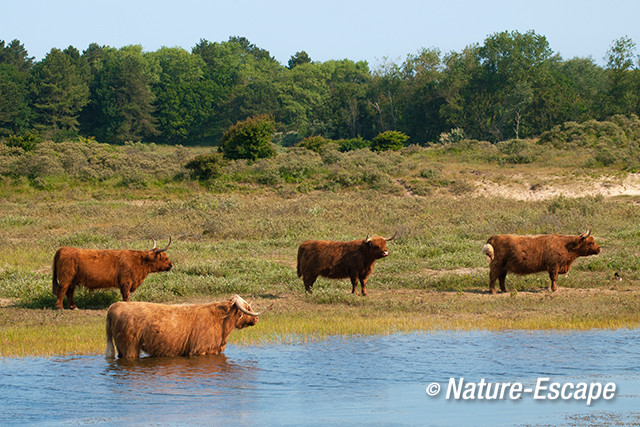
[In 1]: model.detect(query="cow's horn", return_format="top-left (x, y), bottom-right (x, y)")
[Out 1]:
top-left (156, 236), bottom-right (172, 253)
top-left (150, 238), bottom-right (157, 250)
top-left (385, 231), bottom-right (398, 241)
top-left (233, 295), bottom-right (271, 317)
top-left (365, 234), bottom-right (372, 242)
top-left (580, 229), bottom-right (591, 240)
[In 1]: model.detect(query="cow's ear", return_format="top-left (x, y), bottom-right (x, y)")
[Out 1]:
top-left (565, 240), bottom-right (578, 251)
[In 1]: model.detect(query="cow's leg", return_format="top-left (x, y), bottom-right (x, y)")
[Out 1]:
top-left (350, 275), bottom-right (358, 295)
top-left (498, 272), bottom-right (507, 293)
top-left (303, 275), bottom-right (317, 293)
top-left (66, 286), bottom-right (77, 310)
top-left (54, 279), bottom-right (71, 310)
top-left (489, 266), bottom-right (500, 294)
top-left (55, 287), bottom-right (67, 310)
top-left (360, 277), bottom-right (368, 296)
top-left (120, 285), bottom-right (131, 302)
top-left (548, 269), bottom-right (559, 292)
top-left (116, 340), bottom-right (139, 359)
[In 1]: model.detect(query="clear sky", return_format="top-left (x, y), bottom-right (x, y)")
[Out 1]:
top-left (3, 0), bottom-right (639, 67)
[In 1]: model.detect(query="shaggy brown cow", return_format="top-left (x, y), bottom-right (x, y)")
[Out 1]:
top-left (482, 230), bottom-right (601, 293)
top-left (297, 233), bottom-right (396, 295)
top-left (52, 238), bottom-right (173, 310)
top-left (105, 295), bottom-right (267, 358)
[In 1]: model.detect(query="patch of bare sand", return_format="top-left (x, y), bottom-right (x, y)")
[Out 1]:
top-left (0, 298), bottom-right (17, 307)
top-left (475, 173), bottom-right (640, 201)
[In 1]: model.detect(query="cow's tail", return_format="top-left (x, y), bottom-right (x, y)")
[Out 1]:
top-left (105, 310), bottom-right (116, 359)
top-left (482, 243), bottom-right (495, 262)
top-left (52, 250), bottom-right (60, 296)
top-left (296, 247), bottom-right (303, 278)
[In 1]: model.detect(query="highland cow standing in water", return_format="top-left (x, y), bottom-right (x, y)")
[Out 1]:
top-left (482, 230), bottom-right (601, 293)
top-left (105, 295), bottom-right (267, 359)
top-left (52, 238), bottom-right (173, 309)
top-left (297, 233), bottom-right (396, 295)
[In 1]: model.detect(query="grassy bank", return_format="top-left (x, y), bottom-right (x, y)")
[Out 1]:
top-left (2, 137), bottom-right (640, 357)
top-left (3, 287), bottom-right (640, 358)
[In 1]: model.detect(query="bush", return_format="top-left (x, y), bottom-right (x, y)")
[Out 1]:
top-left (296, 135), bottom-right (332, 153)
top-left (495, 139), bottom-right (538, 164)
top-left (4, 132), bottom-right (41, 152)
top-left (370, 131), bottom-right (409, 152)
top-left (437, 128), bottom-right (465, 145)
top-left (337, 136), bottom-right (370, 152)
top-left (185, 153), bottom-right (224, 180)
top-left (219, 115), bottom-right (276, 161)
top-left (539, 115), bottom-right (640, 149)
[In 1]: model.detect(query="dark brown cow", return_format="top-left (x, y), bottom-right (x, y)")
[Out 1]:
top-left (52, 238), bottom-right (173, 310)
top-left (297, 233), bottom-right (396, 295)
top-left (105, 295), bottom-right (267, 358)
top-left (482, 230), bottom-right (601, 293)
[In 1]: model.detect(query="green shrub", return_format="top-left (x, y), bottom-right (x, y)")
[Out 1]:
top-left (371, 131), bottom-right (409, 152)
top-left (437, 128), bottom-right (466, 145)
top-left (296, 135), bottom-right (332, 153)
top-left (4, 133), bottom-right (41, 152)
top-left (496, 139), bottom-right (538, 164)
top-left (185, 153), bottom-right (224, 180)
top-left (539, 115), bottom-right (640, 149)
top-left (337, 136), bottom-right (370, 152)
top-left (219, 115), bottom-right (276, 161)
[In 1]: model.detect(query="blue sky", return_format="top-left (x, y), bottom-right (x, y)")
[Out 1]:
top-left (3, 0), bottom-right (640, 67)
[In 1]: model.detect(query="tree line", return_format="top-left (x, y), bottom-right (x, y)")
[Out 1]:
top-left (1, 31), bottom-right (639, 146)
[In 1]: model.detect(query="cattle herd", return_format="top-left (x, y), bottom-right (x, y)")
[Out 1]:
top-left (49, 230), bottom-right (602, 359)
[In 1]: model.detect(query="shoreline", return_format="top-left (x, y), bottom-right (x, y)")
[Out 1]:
top-left (3, 286), bottom-right (640, 358)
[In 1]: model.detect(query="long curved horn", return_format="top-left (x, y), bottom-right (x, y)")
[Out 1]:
top-left (233, 295), bottom-right (271, 317)
top-left (580, 229), bottom-right (591, 240)
top-left (150, 238), bottom-right (157, 250)
top-left (156, 236), bottom-right (172, 253)
top-left (385, 231), bottom-right (398, 241)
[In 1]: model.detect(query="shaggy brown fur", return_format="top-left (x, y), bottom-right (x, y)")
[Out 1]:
top-left (104, 295), bottom-right (260, 359)
top-left (52, 239), bottom-right (172, 310)
top-left (482, 231), bottom-right (601, 293)
top-left (297, 234), bottom-right (394, 295)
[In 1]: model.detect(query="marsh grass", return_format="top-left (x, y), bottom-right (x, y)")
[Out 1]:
top-left (2, 138), bottom-right (640, 357)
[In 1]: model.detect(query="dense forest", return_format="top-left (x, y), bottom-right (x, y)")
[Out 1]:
top-left (1, 30), bottom-right (639, 146)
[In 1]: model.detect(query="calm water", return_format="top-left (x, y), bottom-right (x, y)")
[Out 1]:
top-left (1, 330), bottom-right (640, 426)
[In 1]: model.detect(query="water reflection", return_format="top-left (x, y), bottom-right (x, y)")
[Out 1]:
top-left (105, 353), bottom-right (255, 395)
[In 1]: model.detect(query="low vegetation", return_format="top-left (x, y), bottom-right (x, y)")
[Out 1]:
top-left (2, 116), bottom-right (640, 357)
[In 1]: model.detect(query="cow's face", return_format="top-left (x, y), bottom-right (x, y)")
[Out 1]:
top-left (146, 250), bottom-right (173, 271)
top-left (366, 236), bottom-right (390, 259)
top-left (576, 236), bottom-right (601, 256)
top-left (236, 302), bottom-right (259, 329)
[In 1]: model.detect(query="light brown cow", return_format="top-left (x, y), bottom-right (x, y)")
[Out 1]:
top-left (52, 238), bottom-right (173, 310)
top-left (297, 233), bottom-right (396, 295)
top-left (105, 295), bottom-right (267, 358)
top-left (482, 230), bottom-right (601, 293)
